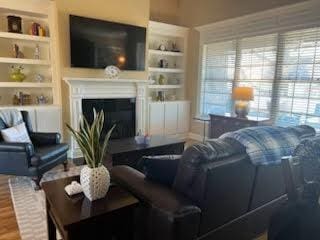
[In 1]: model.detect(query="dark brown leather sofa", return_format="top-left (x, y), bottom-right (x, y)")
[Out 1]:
top-left (111, 125), bottom-right (317, 240)
top-left (111, 135), bottom-right (291, 240)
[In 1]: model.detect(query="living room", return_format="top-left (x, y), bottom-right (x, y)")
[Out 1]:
top-left (1, 0), bottom-right (320, 240)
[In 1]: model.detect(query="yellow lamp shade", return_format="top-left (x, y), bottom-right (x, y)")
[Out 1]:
top-left (232, 87), bottom-right (254, 101)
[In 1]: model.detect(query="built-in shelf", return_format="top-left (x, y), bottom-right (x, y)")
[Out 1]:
top-left (148, 84), bottom-right (183, 89)
top-left (0, 32), bottom-right (50, 42)
top-left (148, 67), bottom-right (184, 73)
top-left (149, 49), bottom-right (184, 57)
top-left (0, 57), bottom-right (50, 65)
top-left (0, 82), bottom-right (52, 88)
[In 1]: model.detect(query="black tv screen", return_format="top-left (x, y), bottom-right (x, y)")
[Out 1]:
top-left (70, 15), bottom-right (146, 70)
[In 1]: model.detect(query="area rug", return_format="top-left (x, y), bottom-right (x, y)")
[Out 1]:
top-left (8, 166), bottom-right (83, 240)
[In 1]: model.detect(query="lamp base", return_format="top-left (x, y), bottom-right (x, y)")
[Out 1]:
top-left (234, 103), bottom-right (249, 119)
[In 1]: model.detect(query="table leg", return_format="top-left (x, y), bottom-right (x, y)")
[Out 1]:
top-left (47, 211), bottom-right (57, 240)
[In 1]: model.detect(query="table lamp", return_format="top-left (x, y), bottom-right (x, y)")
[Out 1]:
top-left (232, 87), bottom-right (254, 119)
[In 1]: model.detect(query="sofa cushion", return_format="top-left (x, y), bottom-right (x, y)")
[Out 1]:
top-left (221, 126), bottom-right (312, 165)
top-left (141, 155), bottom-right (181, 186)
top-left (31, 144), bottom-right (69, 166)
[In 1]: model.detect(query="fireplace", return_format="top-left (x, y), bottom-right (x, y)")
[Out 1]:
top-left (82, 98), bottom-right (136, 139)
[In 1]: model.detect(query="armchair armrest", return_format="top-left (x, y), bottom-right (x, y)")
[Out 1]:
top-left (0, 142), bottom-right (34, 155)
top-left (0, 142), bottom-right (35, 174)
top-left (111, 166), bottom-right (201, 240)
top-left (29, 132), bottom-right (61, 146)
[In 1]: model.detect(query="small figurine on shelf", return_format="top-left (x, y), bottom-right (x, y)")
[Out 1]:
top-left (158, 74), bottom-right (167, 85)
top-left (30, 22), bottom-right (46, 36)
top-left (171, 42), bottom-right (180, 52)
top-left (158, 44), bottom-right (167, 51)
top-left (13, 44), bottom-right (24, 58)
top-left (35, 74), bottom-right (45, 83)
top-left (159, 59), bottom-right (169, 68)
top-left (36, 95), bottom-right (48, 105)
top-left (7, 16), bottom-right (22, 33)
top-left (10, 66), bottom-right (26, 82)
top-left (34, 44), bottom-right (40, 59)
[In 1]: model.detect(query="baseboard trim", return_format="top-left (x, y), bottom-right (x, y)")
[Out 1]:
top-left (188, 132), bottom-right (204, 142)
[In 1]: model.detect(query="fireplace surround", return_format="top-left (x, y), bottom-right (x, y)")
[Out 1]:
top-left (64, 77), bottom-right (148, 158)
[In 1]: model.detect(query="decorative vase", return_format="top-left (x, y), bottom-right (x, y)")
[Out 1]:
top-left (80, 165), bottom-right (110, 201)
top-left (10, 67), bottom-right (26, 82)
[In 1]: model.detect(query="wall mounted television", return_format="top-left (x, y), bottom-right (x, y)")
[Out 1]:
top-left (69, 15), bottom-right (146, 70)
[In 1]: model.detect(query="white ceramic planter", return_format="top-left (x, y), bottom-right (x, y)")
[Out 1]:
top-left (80, 165), bottom-right (110, 201)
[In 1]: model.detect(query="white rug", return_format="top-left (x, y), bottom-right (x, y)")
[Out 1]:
top-left (8, 166), bottom-right (83, 240)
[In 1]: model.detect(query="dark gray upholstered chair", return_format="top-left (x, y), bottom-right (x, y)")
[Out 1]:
top-left (0, 111), bottom-right (69, 189)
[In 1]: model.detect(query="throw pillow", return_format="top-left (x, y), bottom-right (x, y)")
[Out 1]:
top-left (141, 155), bottom-right (181, 187)
top-left (1, 122), bottom-right (31, 143)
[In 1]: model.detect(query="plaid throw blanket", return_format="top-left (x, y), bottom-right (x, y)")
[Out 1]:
top-left (221, 126), bottom-right (315, 166)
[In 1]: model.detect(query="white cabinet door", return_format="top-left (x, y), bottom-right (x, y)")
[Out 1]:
top-left (177, 101), bottom-right (190, 134)
top-left (149, 103), bottom-right (165, 135)
top-left (164, 102), bottom-right (178, 135)
top-left (35, 107), bottom-right (62, 133)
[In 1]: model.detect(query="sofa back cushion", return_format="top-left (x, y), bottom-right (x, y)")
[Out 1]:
top-left (173, 138), bottom-right (256, 234)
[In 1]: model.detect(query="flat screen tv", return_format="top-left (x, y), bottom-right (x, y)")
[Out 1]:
top-left (69, 15), bottom-right (146, 70)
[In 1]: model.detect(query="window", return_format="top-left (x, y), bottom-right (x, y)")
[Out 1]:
top-left (276, 28), bottom-right (320, 129)
top-left (199, 41), bottom-right (236, 116)
top-left (199, 27), bottom-right (320, 130)
top-left (237, 34), bottom-right (277, 119)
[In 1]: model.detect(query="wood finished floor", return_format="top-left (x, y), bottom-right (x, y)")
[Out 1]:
top-left (0, 175), bottom-right (21, 240)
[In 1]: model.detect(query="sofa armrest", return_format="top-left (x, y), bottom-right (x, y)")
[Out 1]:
top-left (30, 132), bottom-right (61, 146)
top-left (111, 166), bottom-right (201, 240)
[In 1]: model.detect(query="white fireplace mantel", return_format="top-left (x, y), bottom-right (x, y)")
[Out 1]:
top-left (63, 77), bottom-right (149, 158)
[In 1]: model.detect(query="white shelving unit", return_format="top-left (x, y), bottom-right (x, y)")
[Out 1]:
top-left (0, 0), bottom-right (60, 108)
top-left (148, 21), bottom-right (189, 101)
top-left (147, 21), bottom-right (190, 139)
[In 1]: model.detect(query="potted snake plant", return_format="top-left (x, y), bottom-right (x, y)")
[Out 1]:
top-left (67, 109), bottom-right (115, 201)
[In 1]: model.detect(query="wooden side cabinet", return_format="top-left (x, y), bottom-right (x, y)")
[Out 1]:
top-left (209, 114), bottom-right (272, 138)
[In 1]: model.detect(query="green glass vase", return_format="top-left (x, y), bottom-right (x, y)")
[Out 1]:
top-left (10, 67), bottom-right (26, 82)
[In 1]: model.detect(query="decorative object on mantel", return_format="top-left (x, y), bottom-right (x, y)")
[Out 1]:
top-left (232, 86), bottom-right (254, 119)
top-left (13, 44), bottom-right (24, 58)
top-left (104, 65), bottom-right (120, 79)
top-left (67, 109), bottom-right (115, 201)
top-left (10, 66), bottom-right (25, 82)
top-left (7, 15), bottom-right (22, 33)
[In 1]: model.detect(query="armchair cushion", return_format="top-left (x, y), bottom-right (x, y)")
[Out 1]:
top-left (141, 155), bottom-right (181, 187)
top-left (1, 122), bottom-right (31, 143)
top-left (31, 144), bottom-right (68, 166)
top-left (30, 132), bottom-right (61, 146)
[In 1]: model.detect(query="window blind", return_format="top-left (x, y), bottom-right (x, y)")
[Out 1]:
top-left (236, 34), bottom-right (278, 120)
top-left (199, 41), bottom-right (236, 116)
top-left (198, 26), bottom-right (320, 130)
top-left (275, 27), bottom-right (320, 129)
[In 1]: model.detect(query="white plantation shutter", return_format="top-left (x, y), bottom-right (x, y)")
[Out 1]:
top-left (199, 41), bottom-right (236, 116)
top-left (236, 34), bottom-right (278, 119)
top-left (275, 27), bottom-right (320, 129)
top-left (197, 1), bottom-right (320, 130)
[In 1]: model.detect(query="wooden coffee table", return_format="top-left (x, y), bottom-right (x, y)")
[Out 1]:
top-left (42, 176), bottom-right (139, 240)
